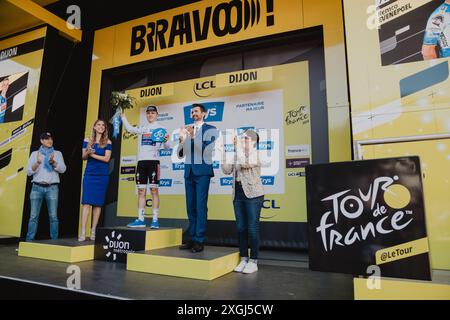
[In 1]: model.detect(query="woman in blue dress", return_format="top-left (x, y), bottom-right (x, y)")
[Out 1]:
top-left (79, 119), bottom-right (112, 241)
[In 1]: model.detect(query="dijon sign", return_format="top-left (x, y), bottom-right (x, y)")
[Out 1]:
top-left (130, 0), bottom-right (275, 56)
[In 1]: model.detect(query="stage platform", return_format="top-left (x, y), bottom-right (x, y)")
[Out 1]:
top-left (94, 227), bottom-right (182, 263)
top-left (354, 273), bottom-right (450, 300)
top-left (127, 246), bottom-right (239, 280)
top-left (17, 227), bottom-right (182, 264)
top-left (18, 238), bottom-right (95, 263)
top-left (0, 244), bottom-right (355, 300)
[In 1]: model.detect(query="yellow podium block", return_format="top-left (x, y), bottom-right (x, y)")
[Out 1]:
top-left (354, 277), bottom-right (450, 300)
top-left (144, 228), bottom-right (182, 250)
top-left (127, 246), bottom-right (240, 280)
top-left (18, 238), bottom-right (94, 263)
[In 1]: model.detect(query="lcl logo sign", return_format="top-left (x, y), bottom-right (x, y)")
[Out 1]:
top-left (193, 80), bottom-right (216, 97)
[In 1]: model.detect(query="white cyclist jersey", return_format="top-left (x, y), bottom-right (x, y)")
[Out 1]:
top-left (424, 3), bottom-right (450, 58)
top-left (122, 114), bottom-right (170, 161)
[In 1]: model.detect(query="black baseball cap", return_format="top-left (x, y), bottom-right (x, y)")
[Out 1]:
top-left (40, 132), bottom-right (52, 140)
top-left (146, 105), bottom-right (158, 113)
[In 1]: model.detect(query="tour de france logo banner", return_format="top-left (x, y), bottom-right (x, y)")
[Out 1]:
top-left (306, 156), bottom-right (431, 281)
top-left (374, 0), bottom-right (447, 65)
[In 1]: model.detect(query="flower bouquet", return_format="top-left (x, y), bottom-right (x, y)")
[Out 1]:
top-left (110, 91), bottom-right (135, 139)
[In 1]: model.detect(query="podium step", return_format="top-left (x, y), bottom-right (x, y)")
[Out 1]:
top-left (127, 246), bottom-right (240, 280)
top-left (354, 276), bottom-right (450, 300)
top-left (18, 238), bottom-right (95, 263)
top-left (95, 227), bottom-right (182, 263)
top-left (0, 235), bottom-right (19, 245)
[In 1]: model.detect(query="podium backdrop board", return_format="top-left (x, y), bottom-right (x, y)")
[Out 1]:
top-left (306, 156), bottom-right (431, 280)
top-left (0, 27), bottom-right (46, 237)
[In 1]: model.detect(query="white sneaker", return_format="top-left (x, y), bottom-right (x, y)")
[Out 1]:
top-left (234, 258), bottom-right (248, 272)
top-left (242, 260), bottom-right (258, 274)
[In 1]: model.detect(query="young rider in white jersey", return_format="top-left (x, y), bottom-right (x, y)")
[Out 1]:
top-left (422, 0), bottom-right (450, 59)
top-left (121, 105), bottom-right (170, 228)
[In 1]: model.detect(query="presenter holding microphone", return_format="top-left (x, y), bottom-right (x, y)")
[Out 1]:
top-left (122, 105), bottom-right (170, 229)
top-left (177, 103), bottom-right (218, 253)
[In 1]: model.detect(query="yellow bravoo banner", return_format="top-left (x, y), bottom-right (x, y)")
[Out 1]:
top-left (344, 0), bottom-right (450, 269)
top-left (0, 27), bottom-right (47, 236)
top-left (118, 61), bottom-right (311, 222)
top-left (111, 0), bottom-right (303, 67)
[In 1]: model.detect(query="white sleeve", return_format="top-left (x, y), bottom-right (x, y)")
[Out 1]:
top-left (54, 151), bottom-right (67, 174)
top-left (26, 152), bottom-right (38, 176)
top-left (122, 113), bottom-right (143, 135)
top-left (162, 125), bottom-right (171, 149)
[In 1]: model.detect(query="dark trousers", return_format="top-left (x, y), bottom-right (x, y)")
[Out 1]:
top-left (233, 182), bottom-right (264, 259)
top-left (184, 172), bottom-right (211, 244)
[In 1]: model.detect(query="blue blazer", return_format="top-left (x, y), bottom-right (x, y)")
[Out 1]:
top-left (177, 123), bottom-right (219, 178)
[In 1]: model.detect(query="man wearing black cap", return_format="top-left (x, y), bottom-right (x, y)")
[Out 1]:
top-left (25, 132), bottom-right (66, 241)
top-left (121, 105), bottom-right (170, 228)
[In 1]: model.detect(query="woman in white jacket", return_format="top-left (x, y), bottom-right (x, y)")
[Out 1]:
top-left (222, 129), bottom-right (264, 274)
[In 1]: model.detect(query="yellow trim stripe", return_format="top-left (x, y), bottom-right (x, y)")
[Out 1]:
top-left (354, 277), bottom-right (450, 300)
top-left (6, 0), bottom-right (82, 42)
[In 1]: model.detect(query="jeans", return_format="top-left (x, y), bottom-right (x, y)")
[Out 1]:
top-left (26, 184), bottom-right (59, 241)
top-left (233, 182), bottom-right (264, 259)
top-left (184, 172), bottom-right (211, 244)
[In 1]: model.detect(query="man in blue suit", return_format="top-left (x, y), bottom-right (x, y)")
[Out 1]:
top-left (177, 103), bottom-right (218, 253)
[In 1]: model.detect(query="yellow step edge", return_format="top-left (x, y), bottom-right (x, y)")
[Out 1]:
top-left (18, 241), bottom-right (94, 263)
top-left (144, 228), bottom-right (182, 250)
top-left (127, 250), bottom-right (239, 281)
top-left (354, 277), bottom-right (450, 300)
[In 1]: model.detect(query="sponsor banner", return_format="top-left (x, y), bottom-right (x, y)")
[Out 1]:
top-left (220, 177), bottom-right (233, 186)
top-left (285, 105), bottom-right (309, 126)
top-left (261, 176), bottom-right (275, 185)
top-left (160, 149), bottom-right (173, 157)
top-left (118, 61), bottom-right (311, 222)
top-left (172, 162), bottom-right (185, 171)
top-left (159, 179), bottom-right (173, 187)
top-left (127, 83), bottom-right (174, 99)
top-left (121, 155), bottom-right (137, 165)
top-left (112, 0), bottom-right (304, 67)
top-left (216, 67), bottom-right (273, 88)
top-left (121, 166), bottom-right (136, 175)
top-left (286, 144), bottom-right (310, 157)
top-left (286, 158), bottom-right (310, 169)
top-left (306, 156), bottom-right (431, 280)
top-left (193, 78), bottom-right (216, 98)
top-left (257, 141), bottom-right (273, 151)
top-left (132, 88), bottom-right (285, 195)
top-left (183, 101), bottom-right (224, 125)
top-left (287, 171), bottom-right (306, 178)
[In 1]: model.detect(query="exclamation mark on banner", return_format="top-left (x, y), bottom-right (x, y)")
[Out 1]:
top-left (266, 0), bottom-right (274, 26)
